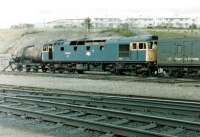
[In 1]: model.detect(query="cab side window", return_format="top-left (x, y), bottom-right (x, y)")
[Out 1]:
top-left (139, 43), bottom-right (145, 49)
top-left (60, 47), bottom-right (64, 51)
top-left (149, 42), bottom-right (153, 49)
top-left (144, 43), bottom-right (146, 49)
top-left (132, 43), bottom-right (137, 49)
top-left (131, 42), bottom-right (148, 50)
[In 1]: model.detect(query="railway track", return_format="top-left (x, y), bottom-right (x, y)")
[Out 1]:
top-left (1, 89), bottom-right (200, 117)
top-left (0, 87), bottom-right (200, 136)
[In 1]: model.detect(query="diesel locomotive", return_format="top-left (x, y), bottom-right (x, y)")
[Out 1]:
top-left (5, 35), bottom-right (200, 77)
top-left (41, 35), bottom-right (158, 75)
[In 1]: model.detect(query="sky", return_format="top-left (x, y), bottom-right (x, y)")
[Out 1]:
top-left (0, 0), bottom-right (200, 28)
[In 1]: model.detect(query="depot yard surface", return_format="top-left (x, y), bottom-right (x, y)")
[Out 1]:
top-left (0, 125), bottom-right (50, 137)
top-left (0, 73), bottom-right (200, 101)
top-left (1, 28), bottom-right (200, 137)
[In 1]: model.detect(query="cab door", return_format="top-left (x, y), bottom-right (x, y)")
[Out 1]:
top-left (48, 45), bottom-right (53, 60)
top-left (130, 42), bottom-right (146, 62)
top-left (183, 41), bottom-right (193, 64)
top-left (129, 42), bottom-right (138, 61)
top-left (137, 43), bottom-right (146, 61)
top-left (176, 44), bottom-right (184, 63)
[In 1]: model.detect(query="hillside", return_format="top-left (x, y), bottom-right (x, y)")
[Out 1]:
top-left (0, 28), bottom-right (200, 56)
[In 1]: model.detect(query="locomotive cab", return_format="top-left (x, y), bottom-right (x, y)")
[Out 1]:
top-left (129, 40), bottom-right (157, 63)
top-left (42, 43), bottom-right (54, 61)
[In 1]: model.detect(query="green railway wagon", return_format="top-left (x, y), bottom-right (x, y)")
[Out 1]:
top-left (157, 37), bottom-right (200, 76)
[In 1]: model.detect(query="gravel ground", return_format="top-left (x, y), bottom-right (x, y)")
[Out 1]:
top-left (0, 74), bottom-right (200, 101)
top-left (0, 73), bottom-right (200, 137)
top-left (0, 126), bottom-right (51, 137)
top-left (0, 113), bottom-right (100, 137)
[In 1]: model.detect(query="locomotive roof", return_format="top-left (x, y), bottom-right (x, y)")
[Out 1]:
top-left (44, 35), bottom-right (158, 46)
top-left (69, 35), bottom-right (157, 43)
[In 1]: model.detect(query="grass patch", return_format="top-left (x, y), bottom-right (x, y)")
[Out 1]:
top-left (146, 28), bottom-right (200, 39)
top-left (100, 28), bottom-right (135, 37)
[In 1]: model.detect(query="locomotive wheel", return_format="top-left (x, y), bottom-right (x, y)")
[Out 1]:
top-left (58, 69), bottom-right (64, 73)
top-left (17, 64), bottom-right (23, 72)
top-left (115, 69), bottom-right (124, 75)
top-left (26, 68), bottom-right (31, 72)
top-left (68, 69), bottom-right (75, 73)
top-left (49, 65), bottom-right (55, 73)
top-left (168, 70), bottom-right (182, 78)
top-left (142, 71), bottom-right (149, 77)
top-left (33, 66), bottom-right (39, 72)
top-left (50, 69), bottom-right (56, 73)
top-left (42, 68), bottom-right (47, 72)
top-left (77, 70), bottom-right (84, 74)
top-left (41, 65), bottom-right (47, 72)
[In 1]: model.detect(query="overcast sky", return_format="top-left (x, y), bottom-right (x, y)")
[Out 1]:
top-left (0, 0), bottom-right (200, 28)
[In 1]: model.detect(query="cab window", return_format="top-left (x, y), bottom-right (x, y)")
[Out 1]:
top-left (144, 44), bottom-right (146, 49)
top-left (132, 42), bottom-right (147, 50)
top-left (60, 47), bottom-right (64, 51)
top-left (149, 42), bottom-right (153, 49)
top-left (139, 43), bottom-right (143, 49)
top-left (148, 41), bottom-right (158, 49)
top-left (139, 43), bottom-right (146, 49)
top-left (132, 43), bottom-right (137, 49)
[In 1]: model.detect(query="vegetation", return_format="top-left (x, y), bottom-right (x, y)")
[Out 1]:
top-left (146, 28), bottom-right (200, 39)
top-left (100, 28), bottom-right (135, 37)
top-left (53, 25), bottom-right (66, 29)
top-left (83, 18), bottom-right (92, 32)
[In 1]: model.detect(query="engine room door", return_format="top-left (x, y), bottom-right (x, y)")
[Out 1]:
top-left (48, 47), bottom-right (53, 60)
top-left (176, 44), bottom-right (184, 63)
top-left (183, 41), bottom-right (193, 64)
top-left (118, 44), bottom-right (130, 58)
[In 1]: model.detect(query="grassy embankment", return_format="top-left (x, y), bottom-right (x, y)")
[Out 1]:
top-left (0, 28), bottom-right (200, 54)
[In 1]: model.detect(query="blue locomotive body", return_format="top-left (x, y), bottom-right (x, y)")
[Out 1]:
top-left (42, 35), bottom-right (157, 63)
top-left (41, 35), bottom-right (158, 74)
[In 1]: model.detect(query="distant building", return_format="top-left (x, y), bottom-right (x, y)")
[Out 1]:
top-left (46, 19), bottom-right (85, 28)
top-left (125, 18), bottom-right (155, 28)
top-left (92, 18), bottom-right (122, 29)
top-left (14, 17), bottom-right (200, 30)
top-left (155, 18), bottom-right (194, 28)
top-left (11, 23), bottom-right (34, 29)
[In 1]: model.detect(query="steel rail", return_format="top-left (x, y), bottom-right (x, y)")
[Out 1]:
top-left (1, 88), bottom-right (200, 109)
top-left (1, 88), bottom-right (200, 117)
top-left (3, 96), bottom-right (200, 132)
top-left (13, 94), bottom-right (200, 117)
top-left (0, 104), bottom-right (174, 137)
